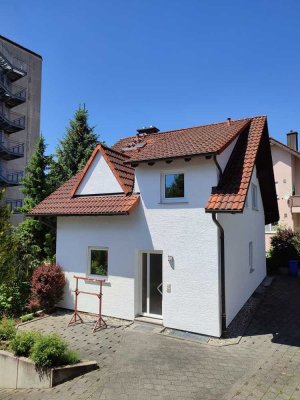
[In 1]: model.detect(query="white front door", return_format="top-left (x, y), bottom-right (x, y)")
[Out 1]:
top-left (141, 252), bottom-right (163, 318)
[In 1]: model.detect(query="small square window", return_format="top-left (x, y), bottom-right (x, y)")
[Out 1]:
top-left (251, 184), bottom-right (258, 210)
top-left (88, 247), bottom-right (108, 276)
top-left (163, 173), bottom-right (184, 199)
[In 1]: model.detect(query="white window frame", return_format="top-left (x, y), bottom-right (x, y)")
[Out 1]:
top-left (87, 246), bottom-right (109, 277)
top-left (161, 171), bottom-right (186, 203)
top-left (251, 183), bottom-right (258, 210)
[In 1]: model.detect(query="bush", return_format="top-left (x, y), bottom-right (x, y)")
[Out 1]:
top-left (0, 282), bottom-right (30, 317)
top-left (30, 333), bottom-right (79, 368)
top-left (10, 330), bottom-right (41, 357)
top-left (28, 263), bottom-right (66, 313)
top-left (269, 228), bottom-right (300, 273)
top-left (0, 317), bottom-right (16, 340)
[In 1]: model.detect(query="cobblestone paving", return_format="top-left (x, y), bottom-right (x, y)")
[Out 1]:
top-left (0, 276), bottom-right (300, 400)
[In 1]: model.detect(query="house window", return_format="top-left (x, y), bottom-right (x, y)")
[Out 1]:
top-left (249, 241), bottom-right (254, 273)
top-left (265, 223), bottom-right (278, 233)
top-left (88, 247), bottom-right (108, 276)
top-left (251, 184), bottom-right (258, 210)
top-left (162, 173), bottom-right (185, 201)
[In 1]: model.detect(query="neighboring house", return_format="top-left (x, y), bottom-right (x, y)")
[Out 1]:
top-left (0, 35), bottom-right (42, 225)
top-left (29, 116), bottom-right (278, 337)
top-left (265, 131), bottom-right (300, 249)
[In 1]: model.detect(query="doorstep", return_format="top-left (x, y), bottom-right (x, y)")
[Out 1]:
top-left (134, 316), bottom-right (163, 326)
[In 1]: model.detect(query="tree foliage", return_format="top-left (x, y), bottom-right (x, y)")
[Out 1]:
top-left (50, 105), bottom-right (98, 189)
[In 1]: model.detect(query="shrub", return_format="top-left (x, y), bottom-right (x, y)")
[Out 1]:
top-left (0, 282), bottom-right (30, 317)
top-left (0, 317), bottom-right (16, 340)
top-left (63, 350), bottom-right (80, 365)
top-left (30, 333), bottom-right (79, 368)
top-left (10, 331), bottom-right (41, 357)
top-left (269, 228), bottom-right (300, 272)
top-left (20, 314), bottom-right (34, 323)
top-left (28, 263), bottom-right (66, 313)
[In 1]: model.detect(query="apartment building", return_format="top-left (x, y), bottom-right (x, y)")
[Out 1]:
top-left (265, 131), bottom-right (300, 248)
top-left (0, 35), bottom-right (42, 224)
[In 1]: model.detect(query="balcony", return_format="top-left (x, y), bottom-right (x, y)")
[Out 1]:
top-left (4, 198), bottom-right (23, 213)
top-left (0, 108), bottom-right (25, 133)
top-left (0, 166), bottom-right (23, 186)
top-left (288, 195), bottom-right (300, 213)
top-left (0, 74), bottom-right (26, 108)
top-left (0, 132), bottom-right (24, 160)
top-left (0, 42), bottom-right (27, 82)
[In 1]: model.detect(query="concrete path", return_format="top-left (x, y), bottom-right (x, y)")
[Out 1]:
top-left (0, 276), bottom-right (300, 400)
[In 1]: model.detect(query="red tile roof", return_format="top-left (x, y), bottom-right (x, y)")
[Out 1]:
top-left (113, 119), bottom-right (251, 163)
top-left (29, 116), bottom-right (278, 223)
top-left (28, 173), bottom-right (139, 216)
top-left (206, 116), bottom-right (279, 224)
top-left (71, 144), bottom-right (135, 197)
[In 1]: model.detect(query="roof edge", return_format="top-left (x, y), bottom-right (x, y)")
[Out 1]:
top-left (0, 34), bottom-right (42, 59)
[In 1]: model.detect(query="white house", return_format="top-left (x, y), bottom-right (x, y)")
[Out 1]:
top-left (30, 116), bottom-right (278, 337)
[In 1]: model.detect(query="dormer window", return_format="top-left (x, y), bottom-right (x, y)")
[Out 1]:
top-left (161, 172), bottom-right (185, 202)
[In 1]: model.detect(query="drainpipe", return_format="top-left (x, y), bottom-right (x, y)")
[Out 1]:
top-left (211, 154), bottom-right (226, 337)
top-left (212, 213), bottom-right (227, 338)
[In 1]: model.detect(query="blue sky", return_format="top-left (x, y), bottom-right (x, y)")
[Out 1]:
top-left (2, 0), bottom-right (300, 154)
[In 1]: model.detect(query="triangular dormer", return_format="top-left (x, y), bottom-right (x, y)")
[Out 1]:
top-left (71, 144), bottom-right (134, 197)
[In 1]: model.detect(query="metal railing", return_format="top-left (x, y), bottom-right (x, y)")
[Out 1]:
top-left (0, 165), bottom-right (23, 185)
top-left (0, 131), bottom-right (24, 156)
top-left (289, 195), bottom-right (300, 208)
top-left (0, 41), bottom-right (27, 74)
top-left (0, 108), bottom-right (25, 129)
top-left (0, 73), bottom-right (26, 101)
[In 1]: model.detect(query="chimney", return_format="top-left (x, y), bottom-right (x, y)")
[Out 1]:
top-left (287, 130), bottom-right (298, 151)
top-left (227, 118), bottom-right (231, 126)
top-left (137, 126), bottom-right (160, 135)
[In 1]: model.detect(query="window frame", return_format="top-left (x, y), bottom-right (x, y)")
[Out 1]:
top-left (251, 183), bottom-right (258, 210)
top-left (87, 246), bottom-right (109, 277)
top-left (161, 171), bottom-right (186, 203)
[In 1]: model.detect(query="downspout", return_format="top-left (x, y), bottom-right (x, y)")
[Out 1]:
top-left (211, 154), bottom-right (227, 337)
top-left (212, 213), bottom-right (227, 337)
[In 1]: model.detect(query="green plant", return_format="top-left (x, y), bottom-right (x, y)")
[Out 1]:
top-left (30, 333), bottom-right (78, 368)
top-left (63, 350), bottom-right (80, 365)
top-left (268, 228), bottom-right (300, 273)
top-left (20, 314), bottom-right (34, 323)
top-left (0, 317), bottom-right (16, 340)
top-left (10, 331), bottom-right (41, 357)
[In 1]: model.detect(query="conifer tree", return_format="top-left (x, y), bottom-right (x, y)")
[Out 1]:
top-left (50, 105), bottom-right (99, 188)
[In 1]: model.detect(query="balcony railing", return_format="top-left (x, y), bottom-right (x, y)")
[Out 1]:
top-left (0, 132), bottom-right (24, 160)
top-left (0, 108), bottom-right (25, 133)
top-left (0, 42), bottom-right (27, 82)
top-left (0, 165), bottom-right (23, 186)
top-left (5, 198), bottom-right (23, 213)
top-left (0, 74), bottom-right (26, 107)
top-left (289, 195), bottom-right (300, 209)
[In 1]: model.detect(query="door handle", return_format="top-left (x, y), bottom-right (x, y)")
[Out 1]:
top-left (157, 283), bottom-right (163, 295)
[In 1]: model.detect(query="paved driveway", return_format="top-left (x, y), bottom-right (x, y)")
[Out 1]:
top-left (1, 276), bottom-right (300, 400)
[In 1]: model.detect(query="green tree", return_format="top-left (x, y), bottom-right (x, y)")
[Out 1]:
top-left (20, 135), bottom-right (52, 213)
top-left (0, 189), bottom-right (15, 282)
top-left (50, 105), bottom-right (99, 189)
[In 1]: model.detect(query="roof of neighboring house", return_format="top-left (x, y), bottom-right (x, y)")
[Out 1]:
top-left (113, 118), bottom-right (251, 164)
top-left (29, 116), bottom-right (278, 223)
top-left (270, 137), bottom-right (300, 158)
top-left (28, 173), bottom-right (139, 216)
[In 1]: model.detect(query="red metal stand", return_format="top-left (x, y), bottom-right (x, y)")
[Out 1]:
top-left (68, 275), bottom-right (107, 333)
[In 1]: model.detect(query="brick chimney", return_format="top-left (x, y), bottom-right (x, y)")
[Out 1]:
top-left (287, 130), bottom-right (298, 151)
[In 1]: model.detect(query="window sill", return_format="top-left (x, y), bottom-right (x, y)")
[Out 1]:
top-left (159, 199), bottom-right (188, 204)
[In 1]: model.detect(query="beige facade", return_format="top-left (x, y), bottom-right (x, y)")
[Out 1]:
top-left (0, 35), bottom-right (42, 224)
top-left (265, 133), bottom-right (300, 249)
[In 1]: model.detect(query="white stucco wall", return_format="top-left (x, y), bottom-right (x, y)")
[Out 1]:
top-left (76, 152), bottom-right (123, 195)
top-left (218, 166), bottom-right (266, 326)
top-left (57, 157), bottom-right (222, 337)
